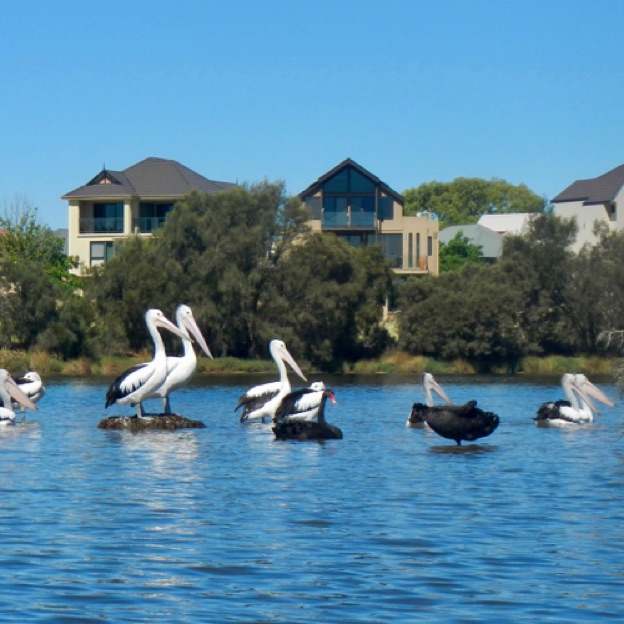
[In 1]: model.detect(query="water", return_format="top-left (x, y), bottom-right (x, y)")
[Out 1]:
top-left (0, 374), bottom-right (623, 623)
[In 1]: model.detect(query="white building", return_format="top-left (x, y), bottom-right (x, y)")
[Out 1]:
top-left (551, 164), bottom-right (624, 252)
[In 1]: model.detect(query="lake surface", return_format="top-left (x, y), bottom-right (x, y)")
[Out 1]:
top-left (0, 373), bottom-right (623, 623)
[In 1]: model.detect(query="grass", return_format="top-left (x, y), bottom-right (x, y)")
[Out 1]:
top-left (0, 349), bottom-right (618, 378)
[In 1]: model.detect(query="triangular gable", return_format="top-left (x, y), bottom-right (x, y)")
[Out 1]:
top-left (87, 169), bottom-right (123, 186)
top-left (299, 157), bottom-right (404, 203)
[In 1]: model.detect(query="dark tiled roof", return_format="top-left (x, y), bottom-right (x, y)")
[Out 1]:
top-left (299, 157), bottom-right (404, 203)
top-left (62, 157), bottom-right (236, 199)
top-left (552, 164), bottom-right (624, 205)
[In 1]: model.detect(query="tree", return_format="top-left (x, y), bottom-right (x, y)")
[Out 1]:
top-left (439, 232), bottom-right (483, 272)
top-left (403, 178), bottom-right (545, 228)
top-left (398, 264), bottom-right (530, 372)
top-left (259, 234), bottom-right (393, 369)
top-left (0, 197), bottom-right (93, 358)
top-left (0, 196), bottom-right (80, 290)
top-left (88, 182), bottom-right (311, 357)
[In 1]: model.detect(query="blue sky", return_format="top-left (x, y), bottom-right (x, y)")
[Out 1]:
top-left (2, 0), bottom-right (624, 230)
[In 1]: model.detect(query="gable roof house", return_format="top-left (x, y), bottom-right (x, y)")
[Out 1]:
top-left (552, 164), bottom-right (624, 252)
top-left (63, 157), bottom-right (236, 275)
top-left (300, 158), bottom-right (439, 275)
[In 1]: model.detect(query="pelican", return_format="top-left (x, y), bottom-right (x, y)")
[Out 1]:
top-left (0, 369), bottom-right (37, 426)
top-left (534, 373), bottom-right (615, 426)
top-left (11, 372), bottom-right (45, 420)
top-left (407, 372), bottom-right (453, 427)
top-left (105, 309), bottom-right (191, 417)
top-left (143, 304), bottom-right (213, 414)
top-left (235, 339), bottom-right (307, 423)
top-left (272, 387), bottom-right (341, 440)
top-left (274, 381), bottom-right (327, 422)
top-left (410, 372), bottom-right (499, 445)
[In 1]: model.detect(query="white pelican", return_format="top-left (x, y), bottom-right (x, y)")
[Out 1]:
top-left (11, 371), bottom-right (45, 420)
top-left (407, 372), bottom-right (453, 428)
top-left (272, 386), bottom-right (341, 440)
top-left (0, 369), bottom-right (37, 426)
top-left (105, 309), bottom-right (190, 417)
top-left (235, 339), bottom-right (307, 423)
top-left (274, 381), bottom-right (327, 422)
top-left (143, 304), bottom-right (213, 414)
top-left (410, 372), bottom-right (499, 445)
top-left (535, 373), bottom-right (615, 426)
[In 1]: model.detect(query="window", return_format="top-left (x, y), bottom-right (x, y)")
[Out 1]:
top-left (83, 202), bottom-right (124, 233)
top-left (408, 233), bottom-right (413, 268)
top-left (323, 196), bottom-right (348, 227)
top-left (136, 203), bottom-right (174, 232)
top-left (379, 233), bottom-right (403, 267)
top-left (90, 241), bottom-right (115, 266)
top-left (428, 236), bottom-right (433, 256)
top-left (350, 196), bottom-right (375, 227)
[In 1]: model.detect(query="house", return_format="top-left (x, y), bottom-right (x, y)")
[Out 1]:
top-left (438, 224), bottom-right (503, 263)
top-left (477, 213), bottom-right (532, 236)
top-left (552, 164), bottom-right (624, 252)
top-left (63, 157), bottom-right (236, 274)
top-left (299, 158), bottom-right (439, 275)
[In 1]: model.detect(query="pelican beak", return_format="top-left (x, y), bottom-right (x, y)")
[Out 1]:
top-left (6, 377), bottom-right (37, 411)
top-left (182, 315), bottom-right (213, 359)
top-left (432, 379), bottom-right (454, 405)
top-left (578, 380), bottom-right (616, 408)
top-left (281, 347), bottom-right (307, 382)
top-left (155, 315), bottom-right (190, 341)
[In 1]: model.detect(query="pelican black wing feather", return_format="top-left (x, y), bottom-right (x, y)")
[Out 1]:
top-left (105, 364), bottom-right (148, 408)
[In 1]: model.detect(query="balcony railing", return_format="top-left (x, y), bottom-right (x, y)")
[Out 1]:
top-left (322, 210), bottom-right (375, 229)
top-left (132, 216), bottom-right (167, 233)
top-left (79, 217), bottom-right (124, 234)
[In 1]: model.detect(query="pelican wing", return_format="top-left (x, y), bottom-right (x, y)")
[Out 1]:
top-left (275, 388), bottom-right (322, 422)
top-left (234, 381), bottom-right (281, 413)
top-left (105, 363), bottom-right (151, 407)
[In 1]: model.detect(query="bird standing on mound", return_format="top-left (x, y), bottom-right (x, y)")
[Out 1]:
top-left (105, 309), bottom-right (190, 417)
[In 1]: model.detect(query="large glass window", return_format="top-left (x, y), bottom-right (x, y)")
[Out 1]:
top-left (136, 203), bottom-right (174, 232)
top-left (379, 233), bottom-right (403, 268)
top-left (82, 202), bottom-right (124, 233)
top-left (350, 196), bottom-right (375, 227)
top-left (90, 241), bottom-right (115, 266)
top-left (323, 196), bottom-right (348, 227)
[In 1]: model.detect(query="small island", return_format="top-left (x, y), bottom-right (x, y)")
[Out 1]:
top-left (97, 414), bottom-right (206, 432)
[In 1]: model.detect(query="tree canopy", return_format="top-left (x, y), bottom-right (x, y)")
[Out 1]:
top-left (403, 178), bottom-right (546, 228)
top-left (439, 232), bottom-right (483, 272)
top-left (0, 199), bottom-right (92, 358)
top-left (87, 182), bottom-right (394, 367)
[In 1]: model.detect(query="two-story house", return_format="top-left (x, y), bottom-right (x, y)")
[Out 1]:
top-left (63, 157), bottom-right (236, 274)
top-left (552, 164), bottom-right (624, 252)
top-left (299, 158), bottom-right (439, 275)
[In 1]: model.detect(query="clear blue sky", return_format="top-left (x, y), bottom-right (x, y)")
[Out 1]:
top-left (2, 0), bottom-right (624, 230)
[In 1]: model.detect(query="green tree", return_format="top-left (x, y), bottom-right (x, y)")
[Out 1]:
top-left (259, 234), bottom-right (393, 370)
top-left (0, 199), bottom-right (93, 358)
top-left (403, 178), bottom-right (545, 228)
top-left (439, 232), bottom-right (483, 272)
top-left (0, 199), bottom-right (80, 290)
top-left (88, 182), bottom-right (311, 357)
top-left (398, 264), bottom-right (530, 372)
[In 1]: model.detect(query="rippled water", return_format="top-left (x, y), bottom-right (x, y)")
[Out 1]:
top-left (0, 374), bottom-right (623, 623)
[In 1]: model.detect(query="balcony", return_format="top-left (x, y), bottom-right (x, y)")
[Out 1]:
top-left (79, 217), bottom-right (124, 234)
top-left (322, 210), bottom-right (375, 229)
top-left (132, 216), bottom-right (167, 233)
